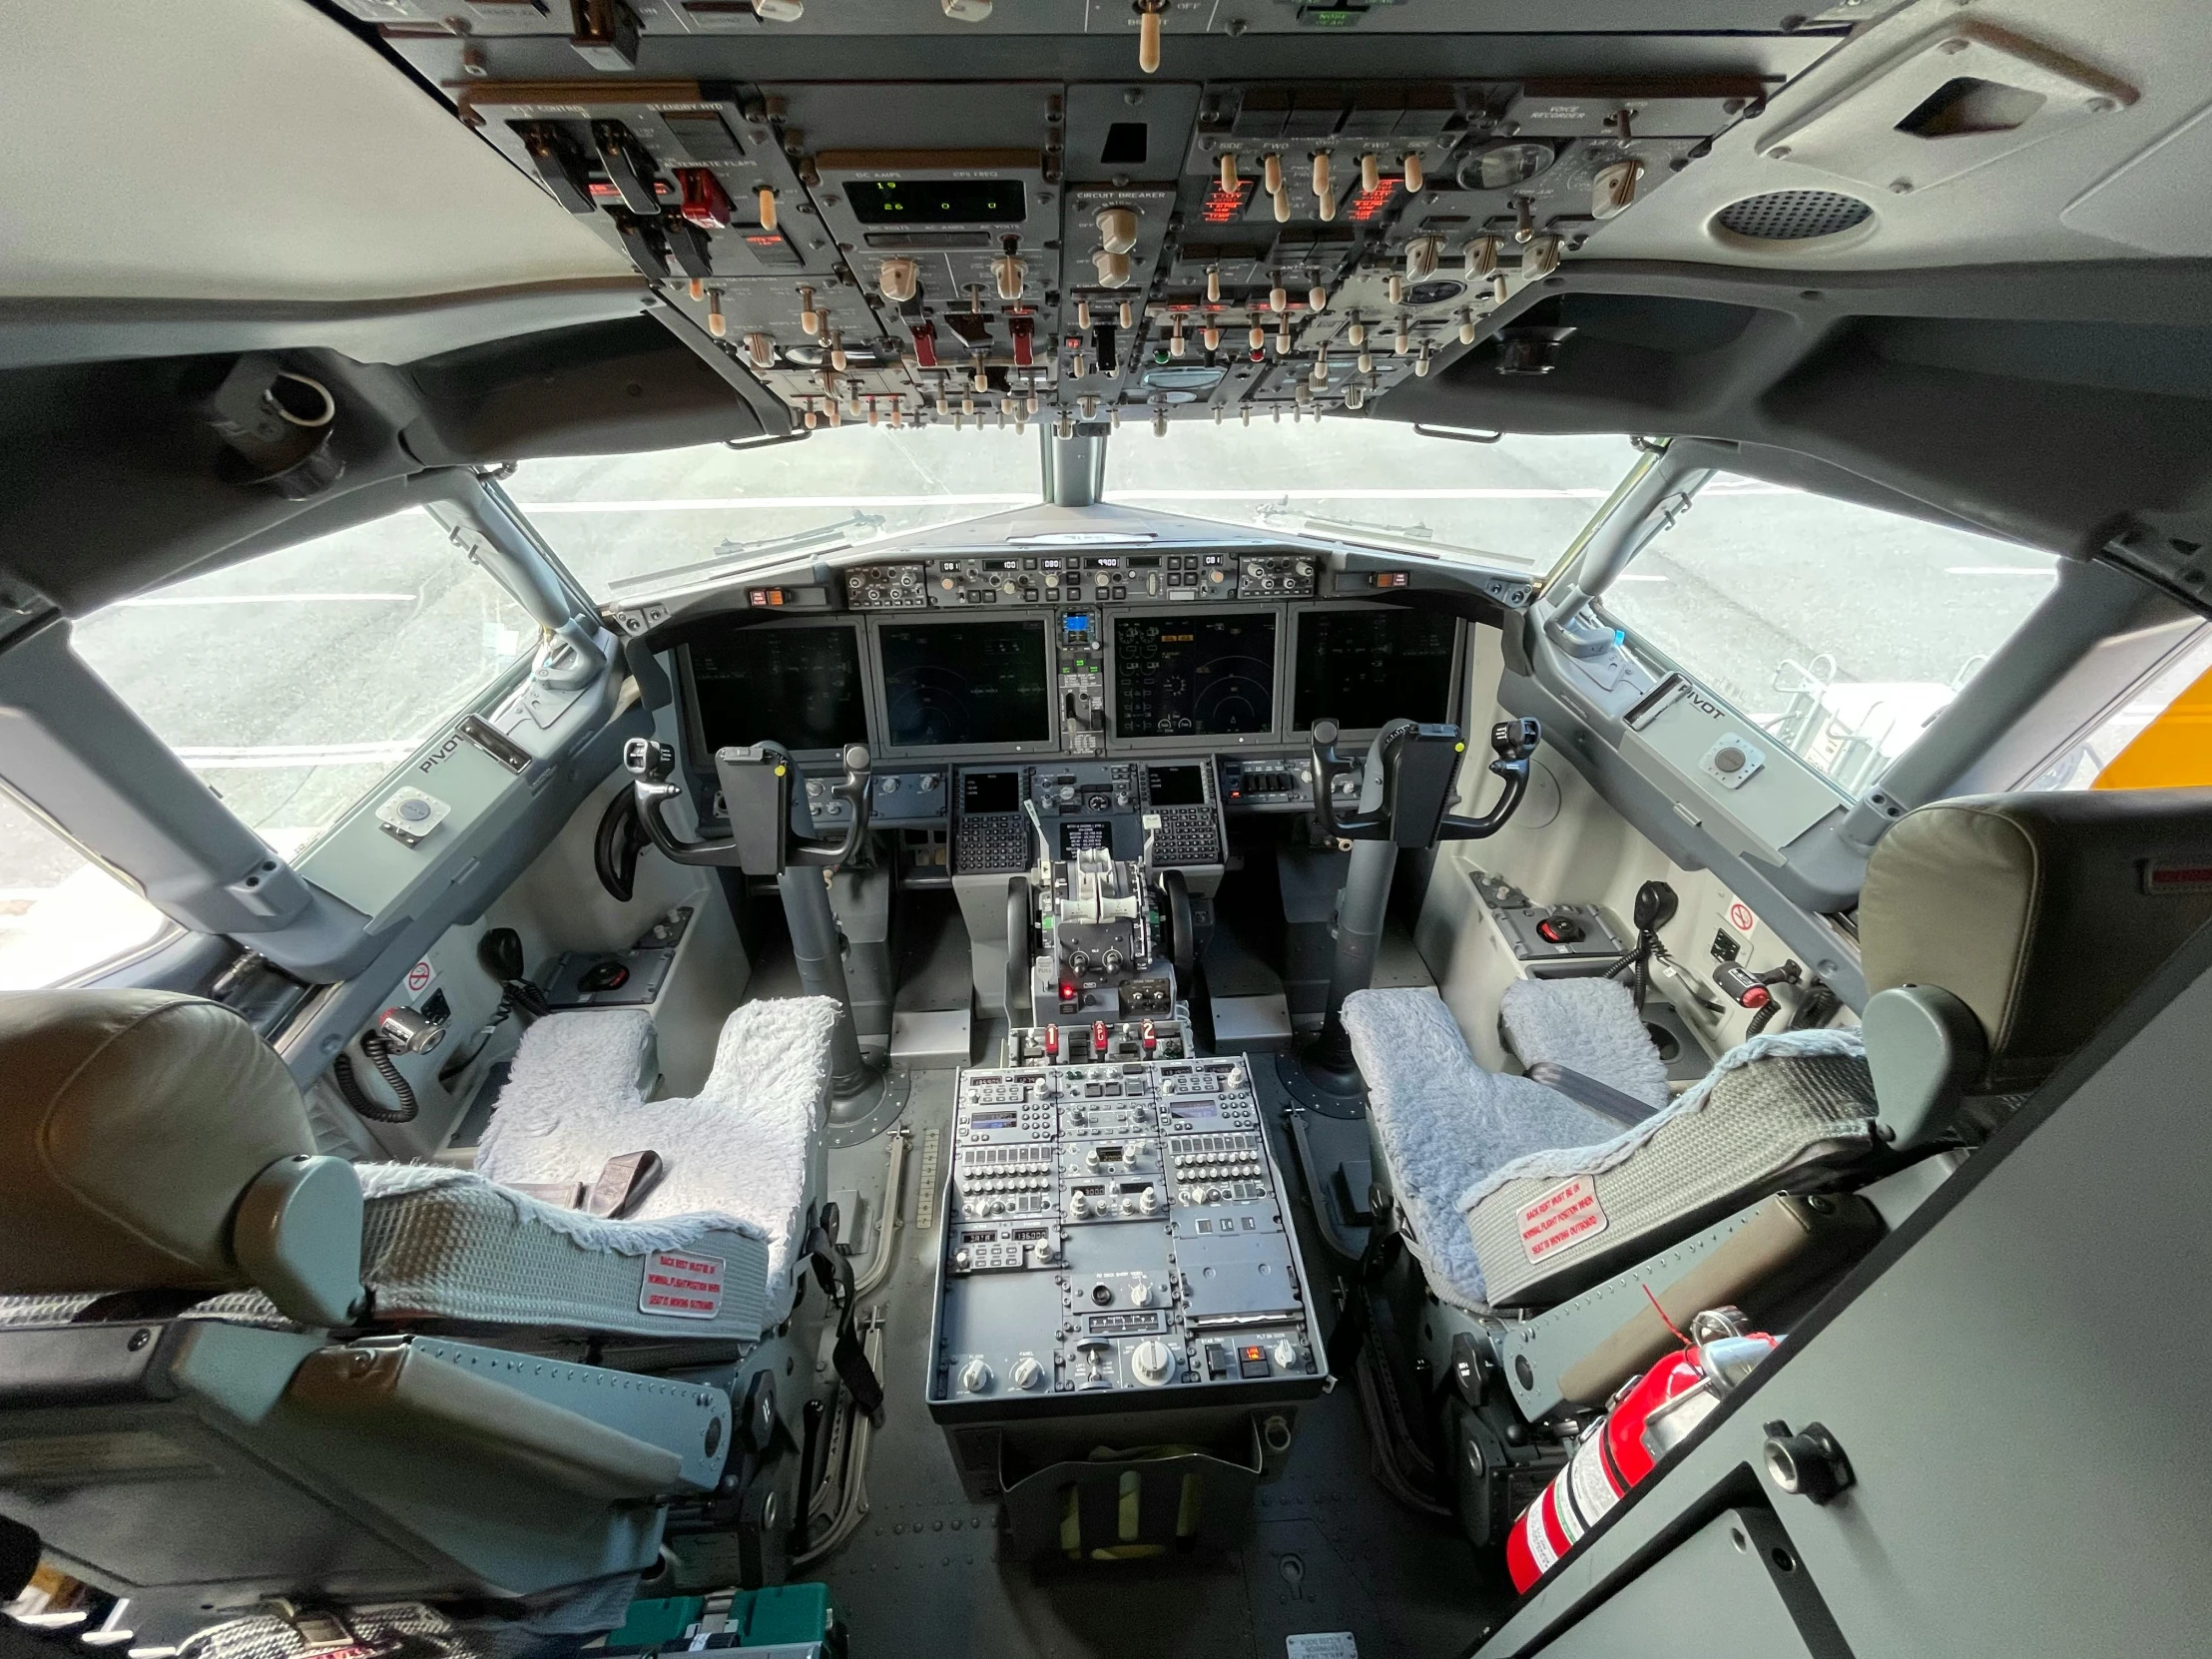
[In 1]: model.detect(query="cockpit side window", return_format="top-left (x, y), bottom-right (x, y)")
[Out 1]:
top-left (72, 507), bottom-right (536, 865)
top-left (1598, 472), bottom-right (2059, 797)
top-left (0, 793), bottom-right (172, 989)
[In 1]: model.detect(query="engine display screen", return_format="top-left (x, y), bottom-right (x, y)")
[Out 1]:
top-left (881, 620), bottom-right (1051, 747)
top-left (844, 179), bottom-right (1026, 225)
top-left (1113, 613), bottom-right (1276, 738)
top-left (1293, 609), bottom-right (1458, 732)
top-left (687, 624), bottom-right (866, 755)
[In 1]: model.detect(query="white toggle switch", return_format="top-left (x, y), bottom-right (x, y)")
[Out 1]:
top-left (1218, 154), bottom-right (1238, 194)
top-left (757, 186), bottom-right (779, 231)
top-left (1403, 150), bottom-right (1425, 192)
top-left (1263, 154), bottom-right (1284, 195)
top-left (1119, 298), bottom-right (1135, 329)
top-left (1207, 266), bottom-right (1222, 302)
top-left (1362, 152), bottom-right (1382, 193)
top-left (797, 286), bottom-right (821, 336)
top-left (1309, 284), bottom-right (1328, 313)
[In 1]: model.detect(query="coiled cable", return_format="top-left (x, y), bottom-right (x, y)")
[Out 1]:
top-left (332, 1031), bottom-right (419, 1123)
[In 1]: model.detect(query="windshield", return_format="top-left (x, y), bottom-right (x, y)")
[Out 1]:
top-left (507, 425), bottom-right (1042, 600)
top-left (1600, 473), bottom-right (2060, 797)
top-left (1101, 423), bottom-right (1632, 570)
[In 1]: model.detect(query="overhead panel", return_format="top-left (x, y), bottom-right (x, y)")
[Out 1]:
top-left (328, 1), bottom-right (1794, 429)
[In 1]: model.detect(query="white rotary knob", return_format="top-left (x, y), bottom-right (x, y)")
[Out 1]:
top-left (960, 1360), bottom-right (994, 1394)
top-left (1012, 1356), bottom-right (1046, 1391)
top-left (1130, 1340), bottom-right (1174, 1386)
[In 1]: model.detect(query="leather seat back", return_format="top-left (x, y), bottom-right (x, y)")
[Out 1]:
top-left (0, 990), bottom-right (315, 1296)
top-left (1861, 788), bottom-right (2212, 1096)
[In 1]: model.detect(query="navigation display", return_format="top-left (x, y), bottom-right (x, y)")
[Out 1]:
top-left (1112, 613), bottom-right (1276, 738)
top-left (1293, 609), bottom-right (1458, 732)
top-left (688, 624), bottom-right (866, 755)
top-left (880, 619), bottom-right (1051, 747)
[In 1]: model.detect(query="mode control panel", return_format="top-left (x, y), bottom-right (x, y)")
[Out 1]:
top-left (928, 1053), bottom-right (1325, 1415)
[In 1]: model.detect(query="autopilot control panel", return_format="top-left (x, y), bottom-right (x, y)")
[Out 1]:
top-left (926, 1045), bottom-right (1326, 1423)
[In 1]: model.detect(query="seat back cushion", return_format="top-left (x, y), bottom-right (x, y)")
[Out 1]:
top-left (477, 997), bottom-right (838, 1314)
top-left (1344, 988), bottom-right (1621, 1311)
top-left (1862, 788), bottom-right (2212, 1094)
top-left (0, 990), bottom-right (313, 1294)
top-left (1498, 976), bottom-right (1670, 1111)
top-left (1459, 1028), bottom-right (1877, 1308)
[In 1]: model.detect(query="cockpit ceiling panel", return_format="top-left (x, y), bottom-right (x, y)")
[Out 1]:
top-left (0, 0), bottom-right (633, 303)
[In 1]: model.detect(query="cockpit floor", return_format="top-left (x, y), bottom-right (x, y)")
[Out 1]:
top-left (819, 1054), bottom-right (1514, 1658)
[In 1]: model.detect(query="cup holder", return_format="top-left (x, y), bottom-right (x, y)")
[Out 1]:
top-left (1644, 1022), bottom-right (1682, 1063)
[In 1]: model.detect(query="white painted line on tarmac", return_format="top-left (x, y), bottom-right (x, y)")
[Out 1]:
top-left (516, 495), bottom-right (1031, 511)
top-left (513, 487), bottom-right (1612, 511)
top-left (175, 743), bottom-right (416, 770)
top-left (118, 592), bottom-right (418, 606)
top-left (1944, 566), bottom-right (2057, 577)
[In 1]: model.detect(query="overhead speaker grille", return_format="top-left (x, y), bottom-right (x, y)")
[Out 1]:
top-left (1713, 190), bottom-right (1874, 243)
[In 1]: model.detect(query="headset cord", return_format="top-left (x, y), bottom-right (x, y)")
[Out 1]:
top-left (332, 1031), bottom-right (419, 1123)
top-left (434, 976), bottom-right (552, 1085)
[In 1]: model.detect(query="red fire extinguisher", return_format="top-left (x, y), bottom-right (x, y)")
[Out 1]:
top-left (1506, 1308), bottom-right (1778, 1593)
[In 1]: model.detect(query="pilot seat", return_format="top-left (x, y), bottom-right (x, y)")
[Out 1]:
top-left (0, 970), bottom-right (856, 1640)
top-left (1345, 787), bottom-right (2212, 1314)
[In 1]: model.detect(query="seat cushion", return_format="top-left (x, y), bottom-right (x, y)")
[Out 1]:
top-left (1344, 989), bottom-right (1619, 1311)
top-left (476, 997), bottom-right (838, 1317)
top-left (1459, 1028), bottom-right (1878, 1308)
top-left (355, 1165), bottom-right (772, 1343)
top-left (1498, 976), bottom-right (1670, 1112)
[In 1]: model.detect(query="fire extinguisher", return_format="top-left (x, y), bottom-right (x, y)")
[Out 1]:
top-left (1506, 1308), bottom-right (1778, 1593)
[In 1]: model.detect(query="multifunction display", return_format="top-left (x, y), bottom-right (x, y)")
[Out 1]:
top-left (1293, 608), bottom-right (1457, 732)
top-left (687, 624), bottom-right (867, 755)
top-left (1113, 613), bottom-right (1276, 738)
top-left (881, 619), bottom-right (1052, 748)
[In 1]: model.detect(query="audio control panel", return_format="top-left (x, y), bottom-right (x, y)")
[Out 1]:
top-left (927, 1052), bottom-right (1327, 1420)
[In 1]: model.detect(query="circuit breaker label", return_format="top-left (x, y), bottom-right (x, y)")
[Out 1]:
top-left (640, 1251), bottom-right (726, 1319)
top-left (1519, 1177), bottom-right (1607, 1264)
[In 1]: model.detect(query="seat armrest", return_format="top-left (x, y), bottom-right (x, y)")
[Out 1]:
top-left (284, 1339), bottom-right (724, 1499)
top-left (1864, 985), bottom-right (1989, 1150)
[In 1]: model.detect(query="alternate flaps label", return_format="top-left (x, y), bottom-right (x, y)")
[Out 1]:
top-left (640, 1250), bottom-right (726, 1319)
top-left (1519, 1176), bottom-right (1607, 1264)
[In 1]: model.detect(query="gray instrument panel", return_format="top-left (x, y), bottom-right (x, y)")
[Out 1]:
top-left (927, 1052), bottom-right (1327, 1419)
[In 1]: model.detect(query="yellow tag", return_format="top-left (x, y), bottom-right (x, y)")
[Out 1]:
top-left (1454, 742), bottom-right (1466, 753)
top-left (775, 765), bottom-right (787, 777)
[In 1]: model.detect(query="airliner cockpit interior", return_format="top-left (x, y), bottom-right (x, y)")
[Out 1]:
top-left (5, 3), bottom-right (2212, 1657)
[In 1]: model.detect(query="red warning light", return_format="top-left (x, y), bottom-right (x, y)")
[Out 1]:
top-left (1202, 179), bottom-right (1259, 224)
top-left (1346, 178), bottom-right (1401, 223)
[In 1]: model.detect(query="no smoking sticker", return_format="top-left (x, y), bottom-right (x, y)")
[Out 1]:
top-left (1726, 900), bottom-right (1757, 936)
top-left (404, 959), bottom-right (435, 995)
